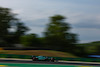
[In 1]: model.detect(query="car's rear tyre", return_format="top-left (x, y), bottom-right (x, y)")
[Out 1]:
top-left (50, 58), bottom-right (55, 62)
top-left (32, 57), bottom-right (38, 61)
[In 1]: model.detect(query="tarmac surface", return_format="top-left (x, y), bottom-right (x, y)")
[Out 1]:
top-left (0, 58), bottom-right (100, 66)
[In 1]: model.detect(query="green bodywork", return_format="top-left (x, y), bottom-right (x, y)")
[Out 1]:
top-left (36, 56), bottom-right (51, 60)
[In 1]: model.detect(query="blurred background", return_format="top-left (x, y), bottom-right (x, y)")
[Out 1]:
top-left (0, 0), bottom-right (99, 62)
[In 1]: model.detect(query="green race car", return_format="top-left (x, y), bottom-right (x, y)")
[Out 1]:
top-left (32, 56), bottom-right (55, 62)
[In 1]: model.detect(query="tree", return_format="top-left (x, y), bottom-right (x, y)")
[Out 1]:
top-left (44, 15), bottom-right (77, 52)
top-left (14, 22), bottom-right (29, 43)
top-left (0, 7), bottom-right (17, 46)
top-left (20, 34), bottom-right (42, 47)
top-left (0, 7), bottom-right (16, 40)
top-left (0, 7), bottom-right (29, 46)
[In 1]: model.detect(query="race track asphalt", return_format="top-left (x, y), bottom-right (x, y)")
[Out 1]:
top-left (0, 58), bottom-right (100, 66)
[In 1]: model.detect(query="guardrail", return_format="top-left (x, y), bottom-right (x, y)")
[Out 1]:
top-left (53, 57), bottom-right (100, 62)
top-left (0, 54), bottom-right (100, 62)
top-left (0, 54), bottom-right (32, 59)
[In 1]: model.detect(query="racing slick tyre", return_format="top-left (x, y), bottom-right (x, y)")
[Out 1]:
top-left (50, 58), bottom-right (55, 62)
top-left (32, 57), bottom-right (38, 61)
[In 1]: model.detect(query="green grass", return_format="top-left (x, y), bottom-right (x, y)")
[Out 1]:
top-left (0, 50), bottom-right (77, 58)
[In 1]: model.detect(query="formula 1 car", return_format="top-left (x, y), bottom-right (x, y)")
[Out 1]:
top-left (32, 56), bottom-right (55, 62)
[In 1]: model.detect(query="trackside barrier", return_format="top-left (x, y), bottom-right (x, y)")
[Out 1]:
top-left (0, 54), bottom-right (100, 62)
top-left (0, 54), bottom-right (32, 59)
top-left (53, 57), bottom-right (100, 62)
